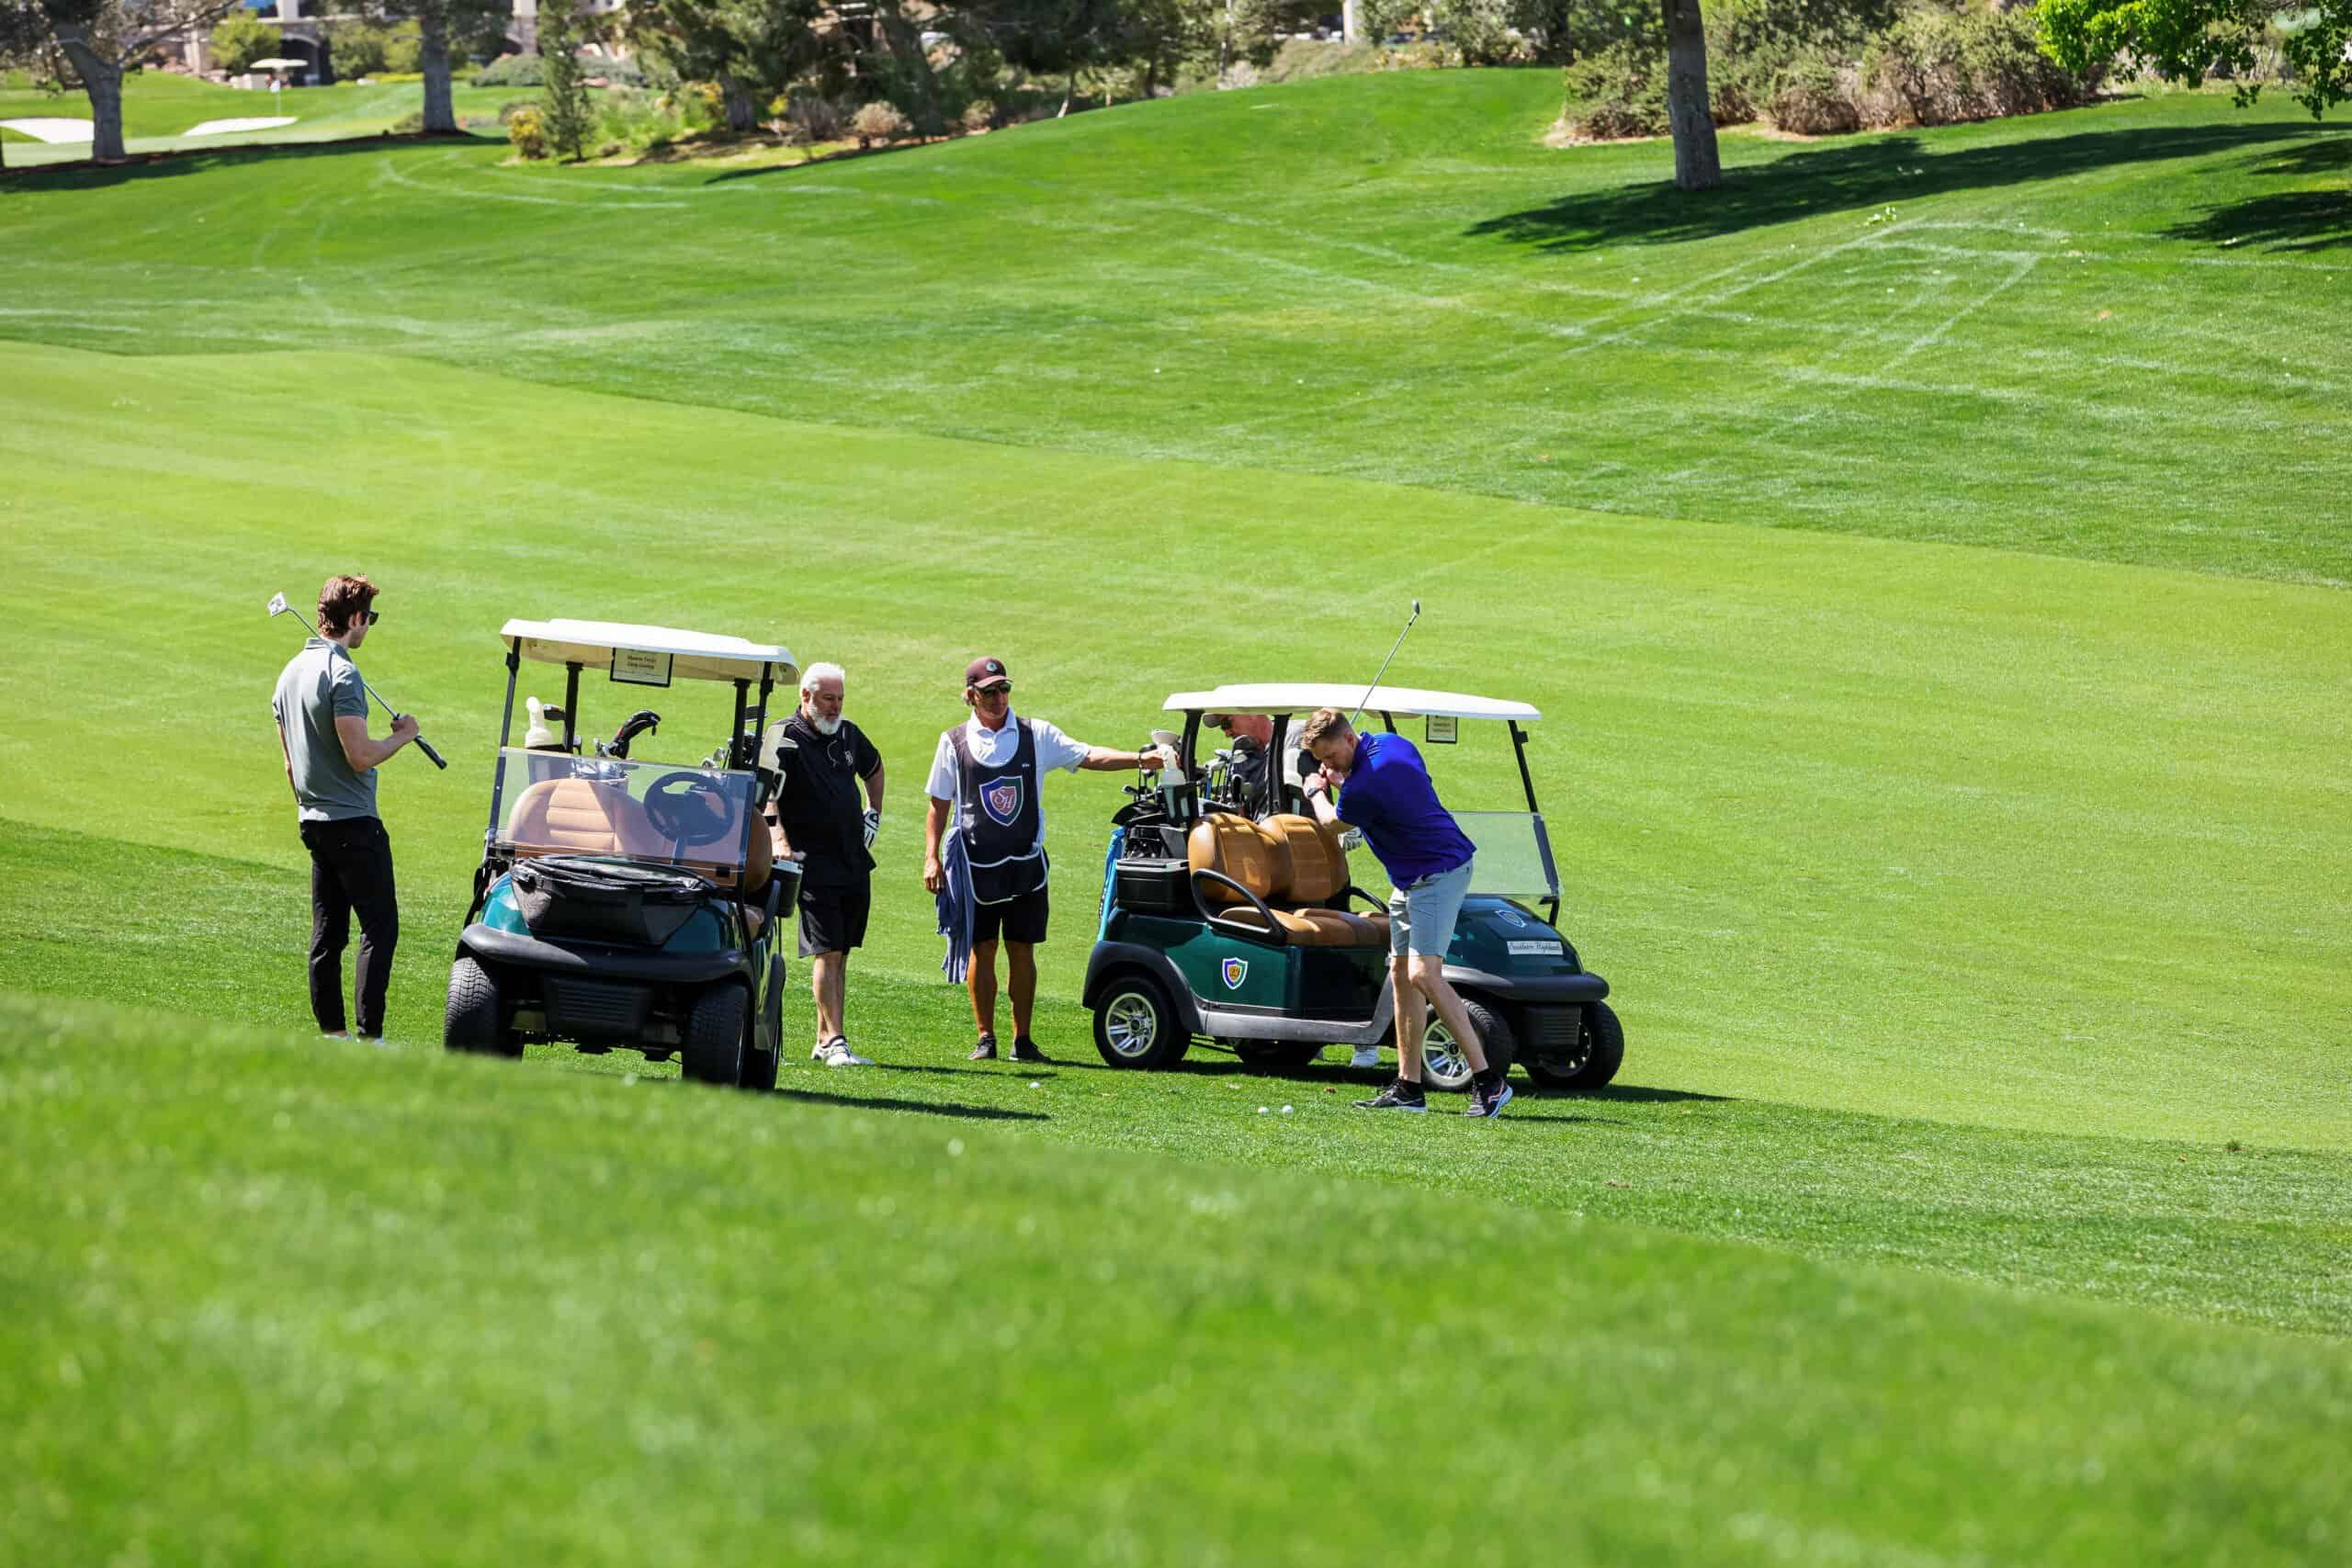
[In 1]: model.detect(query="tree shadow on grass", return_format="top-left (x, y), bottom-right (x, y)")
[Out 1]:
top-left (2162, 133), bottom-right (2352, 252)
top-left (0, 130), bottom-right (493, 189)
top-left (770, 1086), bottom-right (1047, 1122)
top-left (1466, 121), bottom-right (2335, 253)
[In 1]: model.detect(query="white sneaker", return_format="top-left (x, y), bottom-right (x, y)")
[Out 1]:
top-left (811, 1038), bottom-right (873, 1066)
top-left (1349, 1047), bottom-right (1383, 1070)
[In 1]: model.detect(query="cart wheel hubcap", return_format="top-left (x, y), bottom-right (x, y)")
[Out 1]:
top-left (1422, 1016), bottom-right (1471, 1090)
top-left (1105, 993), bottom-right (1159, 1058)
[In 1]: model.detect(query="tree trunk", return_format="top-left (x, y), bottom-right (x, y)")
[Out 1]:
top-left (719, 74), bottom-right (756, 134)
top-left (1058, 72), bottom-right (1074, 117)
top-left (418, 6), bottom-right (457, 133)
top-left (1659, 0), bottom-right (1720, 191)
top-left (1342, 0), bottom-right (1362, 44)
top-left (56, 30), bottom-right (127, 164)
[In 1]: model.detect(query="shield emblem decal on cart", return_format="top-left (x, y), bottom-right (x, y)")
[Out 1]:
top-left (981, 775), bottom-right (1023, 828)
top-left (1222, 957), bottom-right (1248, 990)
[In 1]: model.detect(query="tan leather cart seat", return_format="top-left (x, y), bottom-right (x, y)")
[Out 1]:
top-left (505, 778), bottom-right (665, 861)
top-left (1186, 814), bottom-right (1385, 948)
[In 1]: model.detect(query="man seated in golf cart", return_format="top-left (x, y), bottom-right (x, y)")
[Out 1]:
top-left (1198, 710), bottom-right (1312, 818)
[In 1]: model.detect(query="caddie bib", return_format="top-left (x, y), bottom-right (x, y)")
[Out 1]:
top-left (948, 718), bottom-right (1047, 904)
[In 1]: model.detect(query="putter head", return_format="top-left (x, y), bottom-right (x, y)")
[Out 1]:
top-left (1409, 598), bottom-right (1421, 618)
top-left (266, 592), bottom-right (288, 616)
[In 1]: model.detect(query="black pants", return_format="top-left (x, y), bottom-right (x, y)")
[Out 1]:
top-left (300, 817), bottom-right (399, 1037)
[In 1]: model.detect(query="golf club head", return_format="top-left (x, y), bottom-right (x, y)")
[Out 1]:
top-left (266, 592), bottom-right (288, 616)
top-left (1409, 598), bottom-right (1421, 620)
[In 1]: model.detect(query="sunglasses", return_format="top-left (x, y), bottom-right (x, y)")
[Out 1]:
top-left (971, 682), bottom-right (1012, 696)
top-left (361, 610), bottom-right (380, 626)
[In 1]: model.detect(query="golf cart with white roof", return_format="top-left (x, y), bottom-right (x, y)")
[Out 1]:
top-left (443, 620), bottom-right (801, 1089)
top-left (1082, 683), bottom-right (1622, 1093)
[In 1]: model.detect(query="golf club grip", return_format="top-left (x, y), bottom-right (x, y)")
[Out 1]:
top-left (415, 737), bottom-right (447, 770)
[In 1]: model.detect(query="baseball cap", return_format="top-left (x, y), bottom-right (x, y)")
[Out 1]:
top-left (964, 656), bottom-right (1011, 691)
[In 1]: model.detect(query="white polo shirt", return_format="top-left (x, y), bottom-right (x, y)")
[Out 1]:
top-left (926, 711), bottom-right (1093, 840)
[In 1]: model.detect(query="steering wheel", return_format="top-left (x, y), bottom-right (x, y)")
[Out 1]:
top-left (643, 772), bottom-right (741, 849)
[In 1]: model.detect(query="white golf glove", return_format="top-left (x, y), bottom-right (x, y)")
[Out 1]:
top-left (862, 808), bottom-right (882, 850)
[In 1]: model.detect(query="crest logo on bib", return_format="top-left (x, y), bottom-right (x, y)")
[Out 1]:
top-left (981, 774), bottom-right (1024, 828)
top-left (1221, 957), bottom-right (1249, 990)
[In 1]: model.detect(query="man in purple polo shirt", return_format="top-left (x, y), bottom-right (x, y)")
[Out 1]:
top-left (1299, 706), bottom-right (1512, 1117)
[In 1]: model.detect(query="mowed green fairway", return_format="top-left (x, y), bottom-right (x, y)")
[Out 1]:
top-left (3, 74), bottom-right (2348, 579)
top-left (3, 72), bottom-right (2349, 1562)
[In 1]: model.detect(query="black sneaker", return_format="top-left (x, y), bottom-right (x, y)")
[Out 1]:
top-left (1465, 1076), bottom-right (1516, 1118)
top-left (1354, 1080), bottom-right (1428, 1112)
top-left (1010, 1036), bottom-right (1048, 1064)
top-left (969, 1033), bottom-right (999, 1061)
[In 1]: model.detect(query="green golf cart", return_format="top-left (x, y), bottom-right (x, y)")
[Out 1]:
top-left (1082, 682), bottom-right (1622, 1094)
top-left (443, 620), bottom-right (800, 1089)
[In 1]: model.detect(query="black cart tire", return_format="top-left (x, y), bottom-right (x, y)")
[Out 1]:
top-left (681, 983), bottom-right (750, 1086)
top-left (1525, 1000), bottom-right (1624, 1093)
top-left (1420, 995), bottom-right (1514, 1093)
top-left (1093, 974), bottom-right (1187, 1069)
top-left (1232, 1040), bottom-right (1327, 1072)
top-left (740, 958), bottom-right (783, 1092)
top-left (444, 956), bottom-right (519, 1057)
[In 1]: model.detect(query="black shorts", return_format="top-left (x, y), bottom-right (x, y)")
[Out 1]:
top-left (797, 881), bottom-right (871, 958)
top-left (972, 886), bottom-right (1048, 946)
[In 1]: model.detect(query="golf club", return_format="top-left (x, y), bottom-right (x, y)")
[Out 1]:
top-left (266, 592), bottom-right (447, 769)
top-left (1348, 598), bottom-right (1422, 730)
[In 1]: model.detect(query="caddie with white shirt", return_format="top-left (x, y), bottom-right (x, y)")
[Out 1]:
top-left (923, 655), bottom-right (1170, 1063)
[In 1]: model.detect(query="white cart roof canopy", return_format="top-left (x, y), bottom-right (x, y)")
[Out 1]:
top-left (1163, 684), bottom-right (1540, 723)
top-left (501, 620), bottom-right (797, 685)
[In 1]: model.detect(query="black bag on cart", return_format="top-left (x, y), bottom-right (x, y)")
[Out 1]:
top-left (511, 856), bottom-right (714, 946)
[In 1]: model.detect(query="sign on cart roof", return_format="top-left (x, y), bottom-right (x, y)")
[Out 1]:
top-left (1162, 684), bottom-right (1540, 723)
top-left (500, 620), bottom-right (797, 684)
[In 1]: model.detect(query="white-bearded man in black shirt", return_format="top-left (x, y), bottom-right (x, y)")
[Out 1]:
top-left (766, 661), bottom-right (887, 1066)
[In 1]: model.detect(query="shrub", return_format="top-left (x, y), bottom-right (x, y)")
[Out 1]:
top-left (1559, 39), bottom-right (1668, 138)
top-left (390, 109), bottom-right (424, 134)
top-left (497, 97), bottom-right (538, 125)
top-left (585, 53), bottom-right (647, 88)
top-left (208, 13), bottom-right (279, 76)
top-left (472, 52), bottom-right (544, 89)
top-left (848, 100), bottom-right (910, 148)
top-left (959, 96), bottom-right (995, 132)
top-left (1766, 53), bottom-right (1861, 133)
top-left (506, 105), bottom-right (547, 159)
top-left (1861, 4), bottom-right (2090, 127)
top-left (784, 89), bottom-right (847, 141)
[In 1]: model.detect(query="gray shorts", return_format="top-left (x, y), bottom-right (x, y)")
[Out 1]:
top-left (1388, 858), bottom-right (1475, 958)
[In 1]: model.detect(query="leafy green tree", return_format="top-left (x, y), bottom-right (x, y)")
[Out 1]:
top-left (7, 0), bottom-right (243, 161)
top-left (624, 0), bottom-right (831, 133)
top-left (971, 0), bottom-right (1129, 113)
top-left (209, 8), bottom-right (276, 73)
top-left (537, 0), bottom-right (594, 158)
top-left (2039, 0), bottom-right (2349, 118)
top-left (328, 18), bottom-right (422, 76)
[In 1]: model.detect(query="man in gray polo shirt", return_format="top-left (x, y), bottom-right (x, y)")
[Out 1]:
top-left (272, 574), bottom-right (420, 1040)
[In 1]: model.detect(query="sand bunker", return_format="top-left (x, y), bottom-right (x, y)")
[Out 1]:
top-left (184, 117), bottom-right (299, 137)
top-left (0, 118), bottom-right (94, 143)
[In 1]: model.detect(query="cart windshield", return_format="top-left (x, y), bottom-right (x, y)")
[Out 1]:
top-left (1449, 812), bottom-right (1560, 901)
top-left (488, 750), bottom-right (758, 871)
